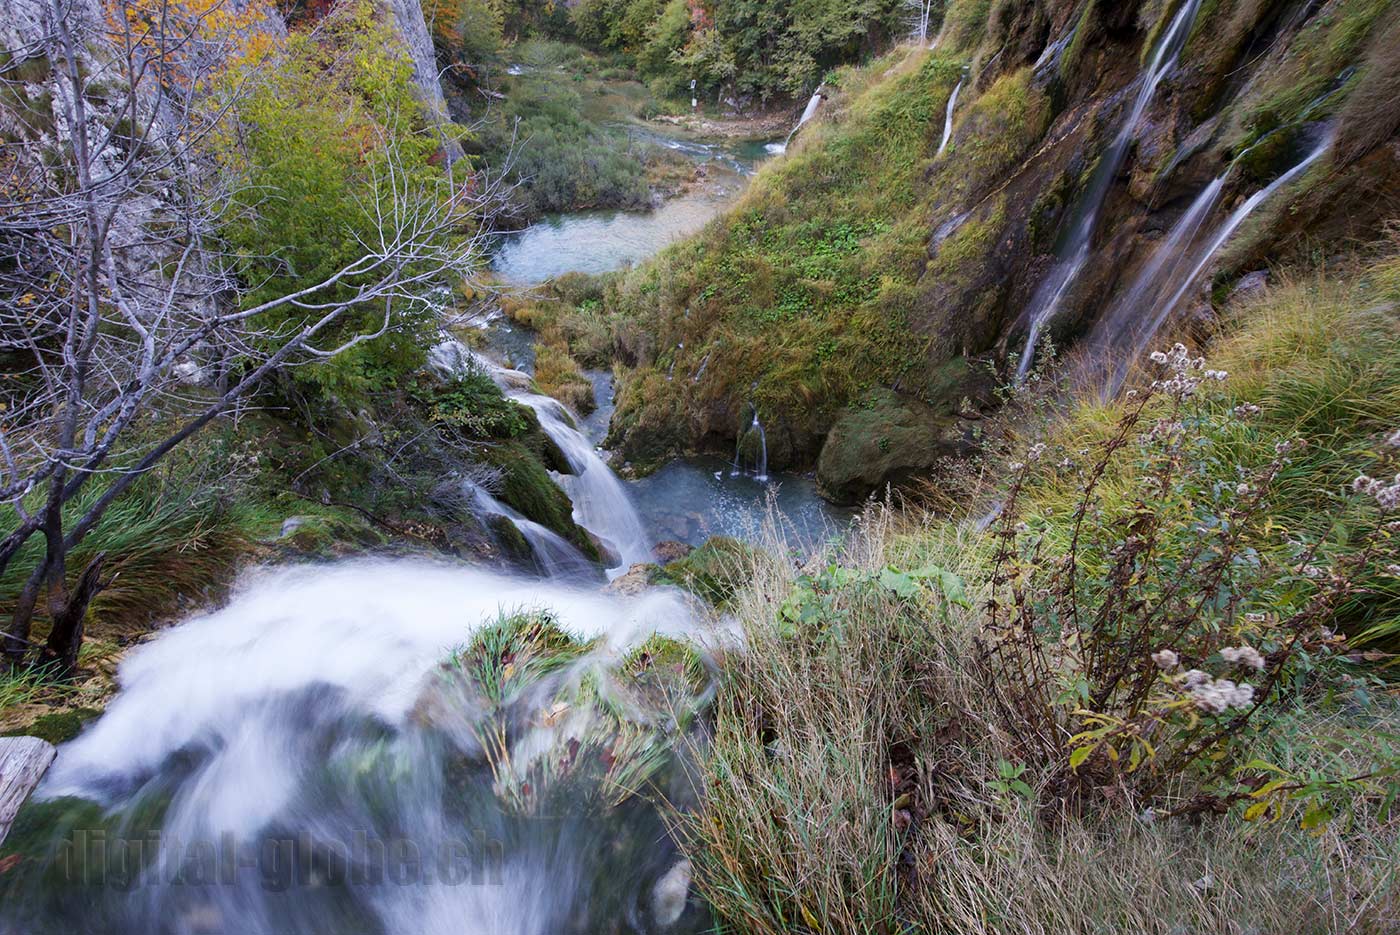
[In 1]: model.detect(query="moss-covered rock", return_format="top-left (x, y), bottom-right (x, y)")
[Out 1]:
top-left (479, 438), bottom-right (599, 560)
top-left (654, 536), bottom-right (755, 607)
top-left (816, 388), bottom-right (975, 505)
top-left (1, 709), bottom-right (102, 746)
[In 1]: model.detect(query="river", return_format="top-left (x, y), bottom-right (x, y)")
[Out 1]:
top-left (0, 118), bottom-right (846, 935)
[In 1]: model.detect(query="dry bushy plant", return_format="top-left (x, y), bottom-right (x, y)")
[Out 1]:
top-left (979, 343), bottom-right (1400, 821)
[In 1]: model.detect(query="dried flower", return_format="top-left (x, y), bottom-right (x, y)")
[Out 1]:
top-left (1386, 428), bottom-right (1400, 448)
top-left (1235, 483), bottom-right (1250, 496)
top-left (1182, 669), bottom-right (1210, 689)
top-left (1189, 677), bottom-right (1256, 713)
top-left (1151, 649), bottom-right (1180, 670)
top-left (1220, 645), bottom-right (1266, 671)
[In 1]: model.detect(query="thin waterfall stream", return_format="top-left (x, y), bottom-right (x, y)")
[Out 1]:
top-left (938, 77), bottom-right (964, 157)
top-left (1017, 0), bottom-right (1205, 381)
top-left (1089, 134), bottom-right (1333, 394)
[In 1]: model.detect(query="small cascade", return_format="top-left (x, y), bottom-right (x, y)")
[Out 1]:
top-left (772, 89), bottom-right (824, 155)
top-left (1016, 0), bottom-right (1205, 381)
top-left (751, 414), bottom-right (769, 482)
top-left (438, 339), bottom-right (653, 577)
top-left (466, 483), bottom-right (598, 580)
top-left (728, 406), bottom-right (769, 481)
top-left (512, 391), bottom-right (655, 577)
top-left (937, 78), bottom-right (964, 157)
top-left (1092, 135), bottom-right (1332, 394)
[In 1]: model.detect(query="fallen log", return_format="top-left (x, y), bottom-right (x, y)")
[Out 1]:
top-left (0, 736), bottom-right (57, 847)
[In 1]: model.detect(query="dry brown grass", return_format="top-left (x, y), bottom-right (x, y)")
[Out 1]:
top-left (679, 496), bottom-right (1400, 934)
top-left (1336, 12), bottom-right (1400, 166)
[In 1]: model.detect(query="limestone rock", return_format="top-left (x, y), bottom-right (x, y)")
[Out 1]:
top-left (816, 389), bottom-right (973, 506)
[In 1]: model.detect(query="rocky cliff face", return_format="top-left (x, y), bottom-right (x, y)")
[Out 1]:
top-left (600, 0), bottom-right (1400, 502)
top-left (383, 0), bottom-right (462, 160)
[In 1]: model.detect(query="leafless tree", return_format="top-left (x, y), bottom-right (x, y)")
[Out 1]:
top-left (906, 0), bottom-right (938, 45)
top-left (0, 0), bottom-right (509, 672)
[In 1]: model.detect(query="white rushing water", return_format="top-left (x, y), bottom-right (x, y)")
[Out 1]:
top-left (430, 340), bottom-right (654, 578)
top-left (1090, 135), bottom-right (1332, 393)
top-left (770, 89), bottom-right (824, 155)
top-left (20, 560), bottom-right (706, 935)
top-left (938, 78), bottom-right (964, 157)
top-left (465, 483), bottom-right (598, 580)
top-left (510, 390), bottom-right (654, 575)
top-left (1017, 0), bottom-right (1205, 380)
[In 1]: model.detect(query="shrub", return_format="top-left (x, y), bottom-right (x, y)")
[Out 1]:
top-left (980, 344), bottom-right (1399, 817)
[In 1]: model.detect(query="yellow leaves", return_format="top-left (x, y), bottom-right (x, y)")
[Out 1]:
top-left (799, 903), bottom-right (821, 930)
top-left (103, 0), bottom-right (284, 91)
top-left (1067, 709), bottom-right (1159, 775)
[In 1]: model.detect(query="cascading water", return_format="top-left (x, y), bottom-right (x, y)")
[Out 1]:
top-left (439, 341), bottom-right (654, 578)
top-left (728, 406), bottom-right (768, 481)
top-left (768, 90), bottom-right (824, 155)
top-left (1090, 134), bottom-right (1332, 394)
top-left (465, 483), bottom-right (598, 580)
top-left (751, 415), bottom-right (768, 482)
top-left (937, 77), bottom-right (964, 157)
top-left (511, 390), bottom-right (654, 575)
top-left (1016, 0), bottom-right (1205, 381)
top-left (0, 561), bottom-right (713, 934)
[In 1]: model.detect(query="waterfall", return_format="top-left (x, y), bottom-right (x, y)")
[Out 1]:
top-left (728, 406), bottom-right (769, 481)
top-left (438, 340), bottom-right (654, 577)
top-left (751, 414), bottom-right (769, 482)
top-left (511, 391), bottom-right (654, 577)
top-left (466, 483), bottom-right (598, 580)
top-left (1087, 176), bottom-right (1225, 383)
top-left (1016, 0), bottom-right (1205, 381)
top-left (1092, 135), bottom-right (1332, 394)
top-left (938, 78), bottom-right (964, 157)
top-left (12, 560), bottom-right (703, 934)
top-left (771, 89), bottom-right (824, 155)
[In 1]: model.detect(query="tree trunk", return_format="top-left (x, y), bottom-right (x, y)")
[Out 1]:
top-left (40, 553), bottom-right (107, 678)
top-left (3, 563), bottom-right (47, 667)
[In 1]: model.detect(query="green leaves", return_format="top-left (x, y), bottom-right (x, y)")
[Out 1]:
top-left (778, 561), bottom-right (971, 639)
top-left (877, 564), bottom-right (972, 609)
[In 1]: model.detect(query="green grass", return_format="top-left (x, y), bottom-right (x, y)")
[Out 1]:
top-left (677, 238), bottom-right (1400, 932)
top-left (587, 49), bottom-right (982, 468)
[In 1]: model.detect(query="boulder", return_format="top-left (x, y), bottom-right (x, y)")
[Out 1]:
top-left (816, 389), bottom-right (973, 506)
top-left (653, 540), bottom-right (693, 564)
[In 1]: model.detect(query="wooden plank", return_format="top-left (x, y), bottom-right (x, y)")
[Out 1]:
top-left (0, 736), bottom-right (57, 848)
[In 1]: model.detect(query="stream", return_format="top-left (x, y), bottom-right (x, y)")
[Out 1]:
top-left (0, 119), bottom-right (845, 935)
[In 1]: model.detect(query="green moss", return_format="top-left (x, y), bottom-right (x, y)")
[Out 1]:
top-left (654, 536), bottom-right (755, 606)
top-left (480, 441), bottom-right (599, 558)
top-left (1, 708), bottom-right (102, 745)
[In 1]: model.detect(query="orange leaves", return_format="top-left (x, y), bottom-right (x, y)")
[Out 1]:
top-left (102, 0), bottom-right (285, 91)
